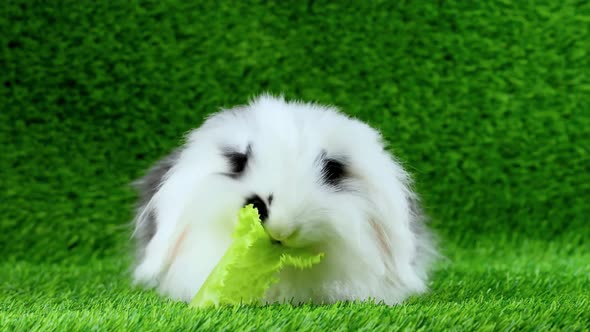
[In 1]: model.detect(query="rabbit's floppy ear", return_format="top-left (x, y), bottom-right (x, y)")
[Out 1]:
top-left (131, 148), bottom-right (183, 261)
top-left (130, 146), bottom-right (191, 287)
top-left (360, 143), bottom-right (437, 294)
top-left (130, 108), bottom-right (248, 287)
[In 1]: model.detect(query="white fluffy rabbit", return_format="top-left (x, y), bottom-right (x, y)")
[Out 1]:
top-left (130, 94), bottom-right (438, 305)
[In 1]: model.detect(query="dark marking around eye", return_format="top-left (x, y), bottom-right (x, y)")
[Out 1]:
top-left (318, 150), bottom-right (348, 188)
top-left (226, 152), bottom-right (248, 173)
top-left (322, 158), bottom-right (346, 186)
top-left (222, 144), bottom-right (251, 178)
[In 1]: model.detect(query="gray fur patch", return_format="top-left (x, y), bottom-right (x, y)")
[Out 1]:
top-left (407, 194), bottom-right (438, 272)
top-left (131, 148), bottom-right (183, 259)
top-left (407, 194), bottom-right (426, 224)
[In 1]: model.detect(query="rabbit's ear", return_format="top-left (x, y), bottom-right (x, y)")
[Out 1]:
top-left (131, 148), bottom-right (183, 260)
top-left (361, 144), bottom-right (437, 294)
top-left (129, 106), bottom-right (246, 289)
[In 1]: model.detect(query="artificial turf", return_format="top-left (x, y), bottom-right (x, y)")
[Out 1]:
top-left (1, 0), bottom-right (589, 330)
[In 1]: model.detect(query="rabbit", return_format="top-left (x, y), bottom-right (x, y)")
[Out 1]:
top-left (130, 93), bottom-right (438, 305)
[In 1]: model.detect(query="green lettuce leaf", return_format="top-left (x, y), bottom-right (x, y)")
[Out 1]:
top-left (189, 204), bottom-right (324, 308)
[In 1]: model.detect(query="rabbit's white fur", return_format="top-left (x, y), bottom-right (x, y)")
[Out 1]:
top-left (131, 94), bottom-right (437, 305)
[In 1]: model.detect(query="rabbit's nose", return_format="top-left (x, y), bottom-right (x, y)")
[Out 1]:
top-left (244, 194), bottom-right (268, 222)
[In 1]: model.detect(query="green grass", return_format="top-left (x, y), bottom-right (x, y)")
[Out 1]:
top-left (1, 0), bottom-right (589, 330)
top-left (2, 239), bottom-right (589, 331)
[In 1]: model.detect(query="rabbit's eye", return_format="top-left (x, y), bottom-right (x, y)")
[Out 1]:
top-left (321, 156), bottom-right (347, 187)
top-left (227, 152), bottom-right (248, 174)
top-left (223, 144), bottom-right (251, 178)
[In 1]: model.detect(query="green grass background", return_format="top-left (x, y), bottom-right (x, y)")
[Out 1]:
top-left (1, 0), bottom-right (589, 330)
